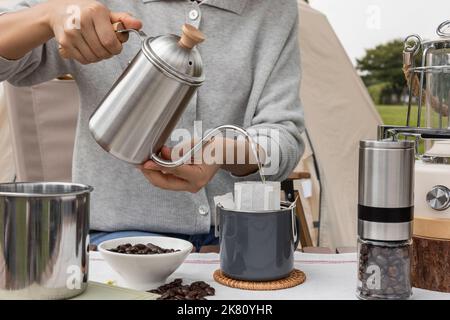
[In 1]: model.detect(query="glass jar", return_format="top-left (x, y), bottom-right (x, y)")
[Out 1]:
top-left (356, 238), bottom-right (412, 300)
top-left (423, 40), bottom-right (450, 129)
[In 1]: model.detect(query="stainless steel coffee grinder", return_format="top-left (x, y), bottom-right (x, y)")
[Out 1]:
top-left (356, 140), bottom-right (415, 300)
top-left (378, 20), bottom-right (450, 292)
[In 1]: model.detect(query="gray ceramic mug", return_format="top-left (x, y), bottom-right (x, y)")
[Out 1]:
top-left (215, 202), bottom-right (300, 281)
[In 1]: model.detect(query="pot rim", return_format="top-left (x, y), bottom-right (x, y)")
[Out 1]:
top-left (0, 182), bottom-right (94, 197)
top-left (216, 201), bottom-right (294, 214)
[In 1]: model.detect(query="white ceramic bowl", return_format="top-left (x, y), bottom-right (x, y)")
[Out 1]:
top-left (98, 236), bottom-right (193, 290)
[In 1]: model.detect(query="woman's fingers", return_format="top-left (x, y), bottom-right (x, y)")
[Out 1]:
top-left (68, 46), bottom-right (90, 65)
top-left (141, 144), bottom-right (219, 193)
top-left (93, 9), bottom-right (123, 55)
top-left (161, 145), bottom-right (173, 159)
top-left (81, 19), bottom-right (113, 59)
top-left (141, 169), bottom-right (192, 192)
top-left (144, 146), bottom-right (200, 181)
top-left (72, 32), bottom-right (99, 63)
top-left (147, 161), bottom-right (200, 182)
top-left (55, 2), bottom-right (142, 63)
top-left (58, 43), bottom-right (89, 65)
top-left (110, 11), bottom-right (143, 30)
top-left (79, 5), bottom-right (115, 59)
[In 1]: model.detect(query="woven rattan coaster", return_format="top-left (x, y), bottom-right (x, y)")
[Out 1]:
top-left (213, 269), bottom-right (306, 291)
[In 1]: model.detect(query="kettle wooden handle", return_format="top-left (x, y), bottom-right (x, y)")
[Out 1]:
top-left (178, 24), bottom-right (205, 49)
top-left (58, 22), bottom-right (129, 58)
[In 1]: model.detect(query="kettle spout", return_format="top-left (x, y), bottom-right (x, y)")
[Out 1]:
top-left (150, 125), bottom-right (261, 169)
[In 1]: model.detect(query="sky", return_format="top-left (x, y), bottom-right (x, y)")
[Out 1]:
top-left (309, 0), bottom-right (450, 65)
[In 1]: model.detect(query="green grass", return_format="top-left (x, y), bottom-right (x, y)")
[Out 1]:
top-left (376, 104), bottom-right (447, 128)
top-left (376, 104), bottom-right (426, 127)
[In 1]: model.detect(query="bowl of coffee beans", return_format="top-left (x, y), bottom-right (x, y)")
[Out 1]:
top-left (98, 236), bottom-right (193, 290)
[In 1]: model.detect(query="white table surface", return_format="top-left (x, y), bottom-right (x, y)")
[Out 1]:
top-left (89, 251), bottom-right (450, 300)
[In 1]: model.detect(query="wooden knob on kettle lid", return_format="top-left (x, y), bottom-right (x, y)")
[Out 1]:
top-left (178, 24), bottom-right (205, 49)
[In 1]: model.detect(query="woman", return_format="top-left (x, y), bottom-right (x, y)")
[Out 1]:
top-left (0, 0), bottom-right (304, 250)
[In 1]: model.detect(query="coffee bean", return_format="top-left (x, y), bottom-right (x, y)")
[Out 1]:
top-left (360, 245), bottom-right (368, 255)
top-left (371, 247), bottom-right (380, 257)
top-left (149, 289), bottom-right (161, 294)
top-left (181, 287), bottom-right (190, 295)
top-left (149, 279), bottom-right (216, 300)
top-left (387, 266), bottom-right (399, 277)
top-left (159, 292), bottom-right (170, 300)
top-left (205, 287), bottom-right (215, 296)
top-left (357, 241), bottom-right (411, 299)
top-left (375, 255), bottom-right (388, 265)
top-left (186, 291), bottom-right (197, 299)
top-left (107, 243), bottom-right (181, 255)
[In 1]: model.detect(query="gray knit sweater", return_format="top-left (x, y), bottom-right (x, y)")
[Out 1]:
top-left (0, 0), bottom-right (304, 235)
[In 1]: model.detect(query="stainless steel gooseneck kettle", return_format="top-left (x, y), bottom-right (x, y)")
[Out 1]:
top-left (89, 23), bottom-right (256, 168)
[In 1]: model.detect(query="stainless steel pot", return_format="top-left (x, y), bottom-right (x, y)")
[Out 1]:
top-left (0, 182), bottom-right (92, 300)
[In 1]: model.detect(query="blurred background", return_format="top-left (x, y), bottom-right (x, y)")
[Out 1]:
top-left (310, 0), bottom-right (450, 128)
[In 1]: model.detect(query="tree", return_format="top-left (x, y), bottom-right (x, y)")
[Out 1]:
top-left (356, 39), bottom-right (405, 104)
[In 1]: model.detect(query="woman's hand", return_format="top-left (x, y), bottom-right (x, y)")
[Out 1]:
top-left (0, 0), bottom-right (141, 62)
top-left (47, 0), bottom-right (142, 64)
top-left (140, 136), bottom-right (266, 193)
top-left (140, 145), bottom-right (221, 193)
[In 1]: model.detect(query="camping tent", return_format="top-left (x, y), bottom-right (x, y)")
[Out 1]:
top-left (297, 1), bottom-right (382, 248)
top-left (0, 83), bottom-right (14, 182)
top-left (0, 0), bottom-right (382, 248)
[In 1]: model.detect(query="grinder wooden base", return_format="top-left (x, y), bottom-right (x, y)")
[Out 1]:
top-left (412, 235), bottom-right (450, 293)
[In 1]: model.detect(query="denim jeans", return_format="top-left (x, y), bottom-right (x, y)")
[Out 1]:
top-left (90, 227), bottom-right (219, 252)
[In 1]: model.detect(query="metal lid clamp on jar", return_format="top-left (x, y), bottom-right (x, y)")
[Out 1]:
top-left (358, 140), bottom-right (415, 242)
